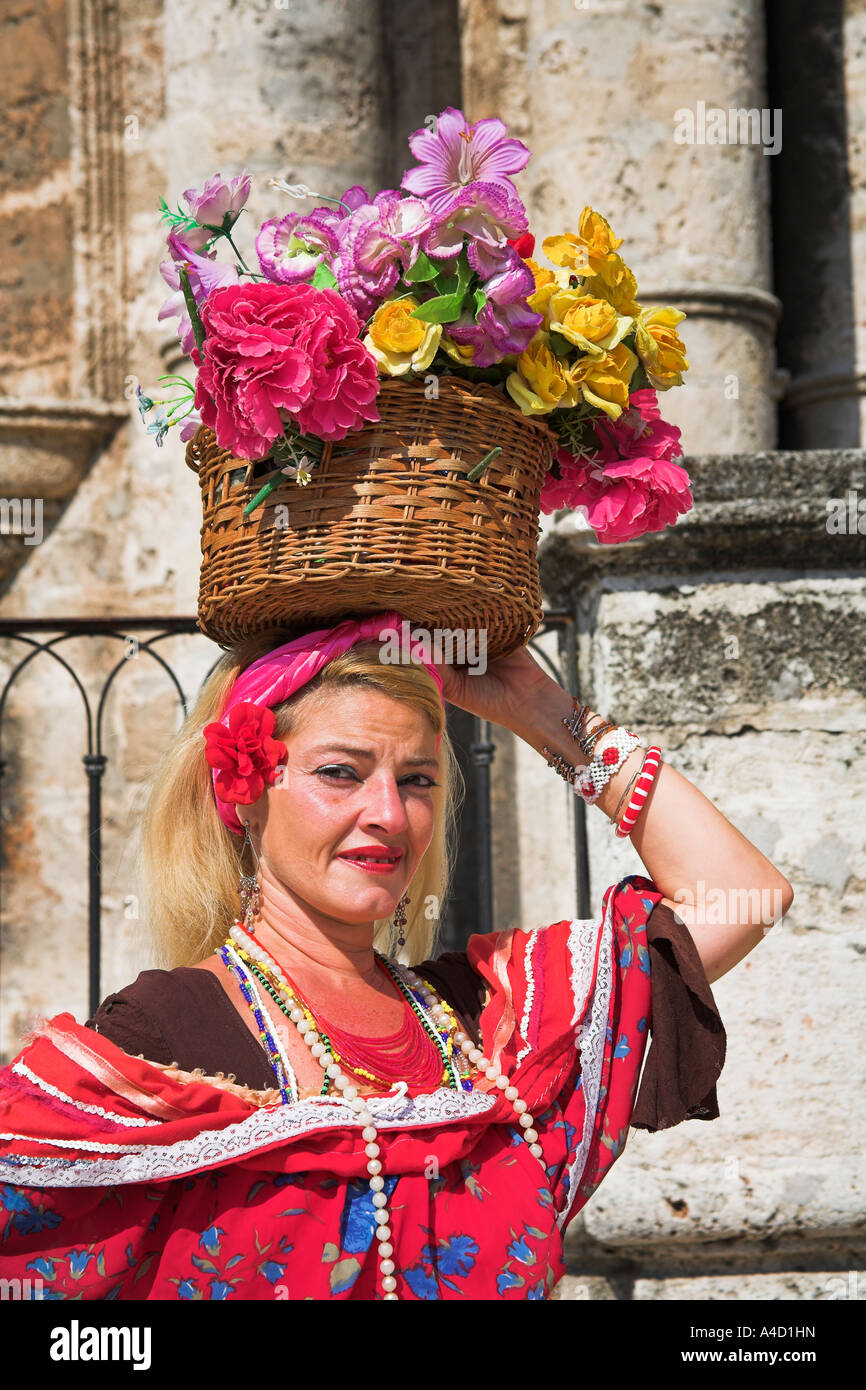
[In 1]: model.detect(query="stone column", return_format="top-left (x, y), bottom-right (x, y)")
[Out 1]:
top-left (768, 0), bottom-right (866, 447)
top-left (460, 0), bottom-right (782, 456)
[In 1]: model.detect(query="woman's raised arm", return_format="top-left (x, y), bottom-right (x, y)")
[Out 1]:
top-left (435, 646), bottom-right (792, 986)
top-left (503, 676), bottom-right (793, 986)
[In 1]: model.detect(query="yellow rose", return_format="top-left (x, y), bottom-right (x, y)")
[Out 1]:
top-left (439, 332), bottom-right (477, 365)
top-left (566, 341), bottom-right (638, 420)
top-left (527, 279), bottom-right (559, 326)
top-left (547, 288), bottom-right (633, 357)
top-left (542, 207), bottom-right (624, 283)
top-left (581, 258), bottom-right (640, 316)
top-left (505, 331), bottom-right (578, 416)
top-left (363, 296), bottom-right (442, 375)
top-left (634, 306), bottom-right (689, 389)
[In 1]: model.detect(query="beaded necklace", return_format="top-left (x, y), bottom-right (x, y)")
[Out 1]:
top-left (222, 930), bottom-right (471, 1094)
top-left (220, 920), bottom-right (546, 1300)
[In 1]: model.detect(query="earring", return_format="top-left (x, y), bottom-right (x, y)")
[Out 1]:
top-left (236, 820), bottom-right (261, 934)
top-left (392, 891), bottom-right (410, 951)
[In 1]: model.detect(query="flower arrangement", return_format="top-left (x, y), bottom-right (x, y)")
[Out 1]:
top-left (139, 107), bottom-right (692, 544)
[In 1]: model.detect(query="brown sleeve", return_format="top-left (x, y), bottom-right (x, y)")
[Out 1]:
top-left (85, 977), bottom-right (175, 1065)
top-left (411, 950), bottom-right (487, 1046)
top-left (630, 902), bottom-right (727, 1132)
top-left (85, 968), bottom-right (276, 1089)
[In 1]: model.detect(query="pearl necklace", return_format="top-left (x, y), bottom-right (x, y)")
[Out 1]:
top-left (227, 921), bottom-right (545, 1300)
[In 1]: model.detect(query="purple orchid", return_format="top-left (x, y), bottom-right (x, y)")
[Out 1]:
top-left (336, 189), bottom-right (433, 320)
top-left (446, 246), bottom-right (542, 368)
top-left (158, 231), bottom-right (239, 356)
top-left (420, 182), bottom-right (528, 280)
top-left (182, 171), bottom-right (252, 245)
top-left (401, 107), bottom-right (530, 220)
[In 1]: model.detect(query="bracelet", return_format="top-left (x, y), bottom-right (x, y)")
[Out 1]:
top-left (543, 728), bottom-right (643, 805)
top-left (611, 766), bottom-right (641, 829)
top-left (563, 699), bottom-right (610, 757)
top-left (575, 729), bottom-right (643, 803)
top-left (615, 746), bottom-right (662, 838)
top-left (581, 719), bottom-right (617, 758)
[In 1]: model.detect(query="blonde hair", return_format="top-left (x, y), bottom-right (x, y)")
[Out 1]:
top-left (137, 632), bottom-right (464, 970)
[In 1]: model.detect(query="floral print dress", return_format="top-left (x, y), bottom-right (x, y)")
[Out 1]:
top-left (0, 875), bottom-right (661, 1300)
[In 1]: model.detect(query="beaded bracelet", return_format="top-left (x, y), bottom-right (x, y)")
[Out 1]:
top-left (543, 727), bottom-right (643, 805)
top-left (615, 745), bottom-right (662, 838)
top-left (575, 729), bottom-right (643, 803)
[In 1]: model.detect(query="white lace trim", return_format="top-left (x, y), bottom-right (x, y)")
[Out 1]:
top-left (11, 1061), bottom-right (162, 1128)
top-left (0, 1085), bottom-right (497, 1188)
top-left (555, 894), bottom-right (615, 1232)
top-left (515, 927), bottom-right (541, 1065)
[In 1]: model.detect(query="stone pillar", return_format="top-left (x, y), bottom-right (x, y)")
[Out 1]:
top-left (768, 0), bottom-right (866, 447)
top-left (0, 0), bottom-right (128, 592)
top-left (460, 0), bottom-right (782, 456)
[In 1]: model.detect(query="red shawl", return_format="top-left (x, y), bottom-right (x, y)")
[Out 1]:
top-left (0, 875), bottom-right (661, 1300)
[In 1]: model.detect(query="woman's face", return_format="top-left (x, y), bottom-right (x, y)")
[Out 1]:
top-left (246, 685), bottom-right (440, 928)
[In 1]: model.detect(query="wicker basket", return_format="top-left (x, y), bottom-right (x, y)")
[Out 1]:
top-left (184, 375), bottom-right (558, 660)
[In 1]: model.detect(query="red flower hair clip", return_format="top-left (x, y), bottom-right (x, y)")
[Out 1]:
top-left (203, 701), bottom-right (288, 805)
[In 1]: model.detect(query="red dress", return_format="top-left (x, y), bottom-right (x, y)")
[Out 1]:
top-left (0, 875), bottom-right (713, 1300)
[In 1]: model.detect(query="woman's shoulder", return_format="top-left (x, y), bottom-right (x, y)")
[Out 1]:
top-left (88, 964), bottom-right (222, 1018)
top-left (84, 965), bottom-right (225, 1063)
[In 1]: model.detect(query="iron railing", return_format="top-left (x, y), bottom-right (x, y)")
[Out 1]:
top-left (0, 613), bottom-right (586, 1016)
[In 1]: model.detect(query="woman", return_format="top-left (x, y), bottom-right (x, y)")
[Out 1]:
top-left (0, 610), bottom-right (792, 1300)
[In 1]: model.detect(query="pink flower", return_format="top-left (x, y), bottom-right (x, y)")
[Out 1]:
top-left (539, 447), bottom-right (604, 516)
top-left (182, 171), bottom-right (251, 239)
top-left (582, 455), bottom-right (693, 544)
top-left (593, 388), bottom-right (684, 464)
top-left (178, 407), bottom-right (203, 442)
top-left (540, 389), bottom-right (692, 543)
top-left (192, 281), bottom-right (380, 459)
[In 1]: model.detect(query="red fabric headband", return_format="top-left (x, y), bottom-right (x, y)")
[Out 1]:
top-left (203, 611), bottom-right (446, 835)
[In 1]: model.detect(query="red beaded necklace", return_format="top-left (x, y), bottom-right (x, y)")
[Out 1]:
top-left (257, 949), bottom-right (445, 1089)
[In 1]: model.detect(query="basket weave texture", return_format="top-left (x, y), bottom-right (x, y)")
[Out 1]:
top-left (184, 375), bottom-right (558, 660)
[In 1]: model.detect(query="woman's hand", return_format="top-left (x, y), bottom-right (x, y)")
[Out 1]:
top-left (434, 643), bottom-right (559, 729)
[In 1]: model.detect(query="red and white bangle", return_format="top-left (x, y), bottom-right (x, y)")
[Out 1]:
top-left (615, 745), bottom-right (662, 837)
top-left (570, 729), bottom-right (643, 805)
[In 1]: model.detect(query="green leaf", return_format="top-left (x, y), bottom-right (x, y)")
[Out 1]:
top-left (467, 446), bottom-right (502, 482)
top-left (410, 292), bottom-right (466, 324)
top-left (311, 262), bottom-right (338, 289)
top-left (627, 356), bottom-right (650, 393)
top-left (178, 263), bottom-right (205, 357)
top-left (454, 248), bottom-right (473, 294)
top-left (404, 250), bottom-right (439, 283)
top-left (435, 272), bottom-right (459, 296)
top-left (548, 329), bottom-right (573, 358)
top-left (473, 288), bottom-right (488, 314)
